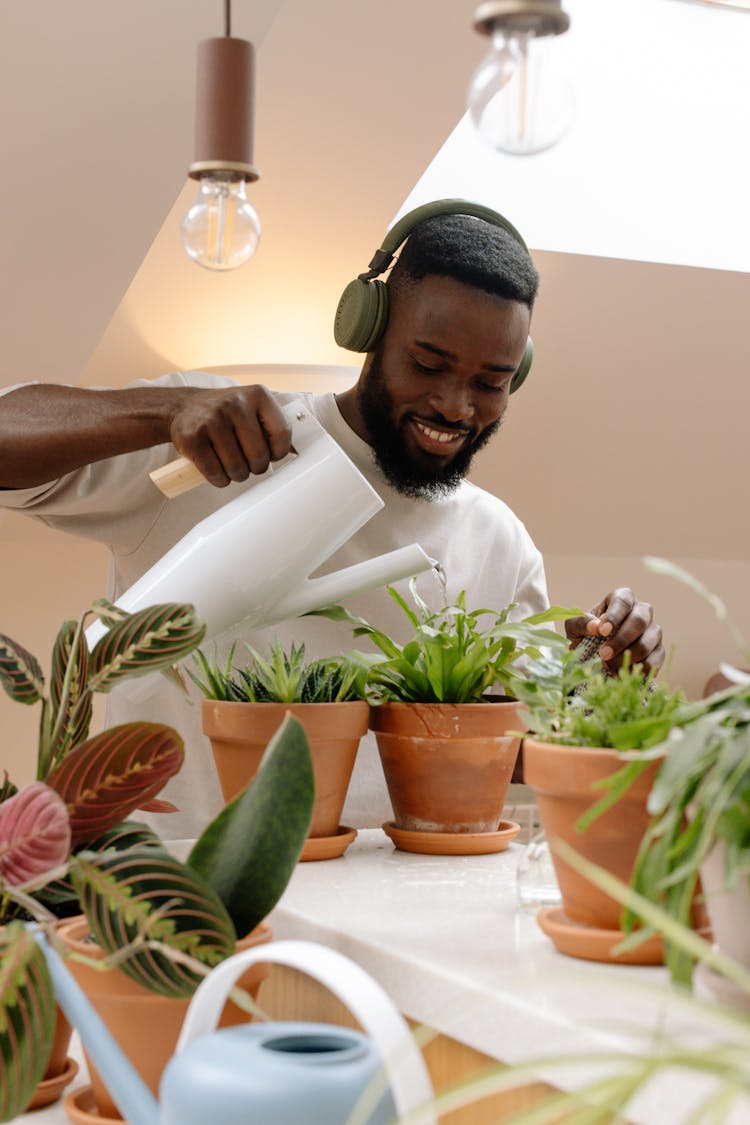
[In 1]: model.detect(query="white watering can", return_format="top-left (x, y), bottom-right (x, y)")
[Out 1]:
top-left (86, 399), bottom-right (435, 649)
top-left (39, 935), bottom-right (436, 1125)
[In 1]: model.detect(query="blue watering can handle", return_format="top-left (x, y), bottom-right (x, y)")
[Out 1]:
top-left (176, 938), bottom-right (436, 1125)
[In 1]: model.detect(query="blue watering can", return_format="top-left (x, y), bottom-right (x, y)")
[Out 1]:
top-left (38, 936), bottom-right (436, 1125)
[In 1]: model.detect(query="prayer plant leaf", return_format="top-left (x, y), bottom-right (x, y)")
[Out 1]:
top-left (72, 847), bottom-right (235, 999)
top-left (47, 619), bottom-right (93, 761)
top-left (87, 603), bottom-right (206, 693)
top-left (0, 635), bottom-right (44, 706)
top-left (45, 723), bottom-right (184, 847)
top-left (0, 783), bottom-right (71, 889)
top-left (0, 921), bottom-right (55, 1121)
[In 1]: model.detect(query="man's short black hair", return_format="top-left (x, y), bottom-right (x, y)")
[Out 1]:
top-left (387, 213), bottom-right (539, 309)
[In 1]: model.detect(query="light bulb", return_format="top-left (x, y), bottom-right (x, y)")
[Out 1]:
top-left (467, 27), bottom-right (574, 155)
top-left (181, 174), bottom-right (261, 271)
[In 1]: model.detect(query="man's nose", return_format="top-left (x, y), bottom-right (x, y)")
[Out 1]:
top-left (427, 379), bottom-right (474, 424)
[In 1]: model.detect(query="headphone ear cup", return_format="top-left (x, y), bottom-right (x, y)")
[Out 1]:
top-left (510, 336), bottom-right (533, 394)
top-left (334, 279), bottom-right (389, 352)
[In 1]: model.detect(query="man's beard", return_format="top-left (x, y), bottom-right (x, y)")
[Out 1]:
top-left (357, 350), bottom-right (501, 500)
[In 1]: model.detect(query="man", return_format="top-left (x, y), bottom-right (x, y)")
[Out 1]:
top-left (0, 212), bottom-right (663, 836)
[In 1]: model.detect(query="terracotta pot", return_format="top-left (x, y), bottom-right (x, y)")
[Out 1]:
top-left (202, 700), bottom-right (369, 837)
top-left (523, 738), bottom-right (659, 930)
top-left (57, 915), bottom-right (272, 1120)
top-left (369, 700), bottom-right (525, 833)
top-left (24, 1004), bottom-right (77, 1110)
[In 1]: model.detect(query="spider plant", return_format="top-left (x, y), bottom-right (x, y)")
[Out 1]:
top-left (189, 640), bottom-right (372, 703)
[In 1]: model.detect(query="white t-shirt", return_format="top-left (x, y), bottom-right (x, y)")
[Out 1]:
top-left (1, 372), bottom-right (549, 837)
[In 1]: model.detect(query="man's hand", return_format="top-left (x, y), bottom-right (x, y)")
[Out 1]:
top-left (169, 384), bottom-right (293, 487)
top-left (564, 587), bottom-right (664, 675)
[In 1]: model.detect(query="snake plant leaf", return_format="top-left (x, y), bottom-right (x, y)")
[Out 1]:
top-left (87, 603), bottom-right (206, 693)
top-left (45, 723), bottom-right (184, 848)
top-left (0, 634), bottom-right (44, 706)
top-left (48, 620), bottom-right (93, 760)
top-left (0, 783), bottom-right (71, 890)
top-left (72, 847), bottom-right (236, 998)
top-left (0, 921), bottom-right (55, 1121)
top-left (188, 713), bottom-right (314, 939)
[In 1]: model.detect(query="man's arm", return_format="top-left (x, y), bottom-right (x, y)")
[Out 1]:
top-left (0, 382), bottom-right (293, 489)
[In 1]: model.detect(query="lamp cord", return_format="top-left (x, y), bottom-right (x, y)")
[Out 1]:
top-left (224, 0), bottom-right (231, 37)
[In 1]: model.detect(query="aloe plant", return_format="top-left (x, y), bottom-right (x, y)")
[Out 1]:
top-left (189, 640), bottom-right (371, 703)
top-left (312, 578), bottom-right (578, 704)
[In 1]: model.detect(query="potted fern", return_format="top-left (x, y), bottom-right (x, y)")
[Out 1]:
top-left (0, 712), bottom-right (314, 1121)
top-left (313, 580), bottom-right (577, 855)
top-left (191, 641), bottom-right (373, 859)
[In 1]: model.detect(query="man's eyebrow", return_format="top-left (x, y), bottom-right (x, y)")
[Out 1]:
top-left (414, 339), bottom-right (517, 374)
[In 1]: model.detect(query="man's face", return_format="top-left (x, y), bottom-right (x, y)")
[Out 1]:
top-left (357, 274), bottom-right (531, 499)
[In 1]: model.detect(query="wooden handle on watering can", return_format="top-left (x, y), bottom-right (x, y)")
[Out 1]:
top-left (149, 457), bottom-right (207, 499)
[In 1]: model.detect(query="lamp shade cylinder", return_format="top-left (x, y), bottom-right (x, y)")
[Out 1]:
top-left (190, 37), bottom-right (259, 180)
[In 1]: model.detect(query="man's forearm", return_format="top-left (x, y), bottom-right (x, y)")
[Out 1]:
top-left (0, 384), bottom-right (194, 488)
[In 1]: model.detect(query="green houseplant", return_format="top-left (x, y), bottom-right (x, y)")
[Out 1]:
top-left (0, 713), bottom-right (314, 1121)
top-left (504, 642), bottom-right (689, 962)
top-left (313, 580), bottom-right (577, 852)
top-left (0, 597), bottom-right (206, 1110)
top-left (618, 559), bottom-right (750, 993)
top-left (192, 641), bottom-right (373, 856)
top-left (0, 602), bottom-right (314, 1119)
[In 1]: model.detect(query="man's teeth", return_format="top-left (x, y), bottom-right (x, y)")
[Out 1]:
top-left (416, 422), bottom-right (461, 443)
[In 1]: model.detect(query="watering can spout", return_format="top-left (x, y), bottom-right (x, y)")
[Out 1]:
top-left (267, 543), bottom-right (437, 625)
top-left (36, 932), bottom-right (160, 1125)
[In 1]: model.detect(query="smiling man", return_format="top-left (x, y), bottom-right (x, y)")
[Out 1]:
top-left (0, 206), bottom-right (663, 835)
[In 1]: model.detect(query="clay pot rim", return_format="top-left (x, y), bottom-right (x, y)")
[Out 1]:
top-left (370, 699), bottom-right (523, 714)
top-left (201, 699), bottom-right (370, 712)
top-left (57, 914), bottom-right (273, 959)
top-left (523, 736), bottom-right (625, 758)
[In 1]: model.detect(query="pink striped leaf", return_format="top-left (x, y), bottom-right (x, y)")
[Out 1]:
top-left (0, 921), bottom-right (56, 1119)
top-left (0, 783), bottom-right (71, 889)
top-left (45, 722), bottom-right (184, 847)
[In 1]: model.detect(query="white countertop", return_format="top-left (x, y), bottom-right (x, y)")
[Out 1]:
top-left (269, 828), bottom-right (750, 1125)
top-left (18, 829), bottom-right (749, 1125)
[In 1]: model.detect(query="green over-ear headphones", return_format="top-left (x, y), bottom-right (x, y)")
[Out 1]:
top-left (333, 198), bottom-right (534, 393)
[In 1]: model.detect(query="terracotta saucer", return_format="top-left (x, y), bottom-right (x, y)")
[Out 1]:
top-left (537, 906), bottom-right (664, 965)
top-left (26, 1056), bottom-right (79, 1110)
top-left (300, 825), bottom-right (358, 861)
top-left (63, 1084), bottom-right (123, 1125)
top-left (382, 819), bottom-right (521, 856)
